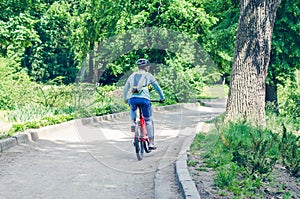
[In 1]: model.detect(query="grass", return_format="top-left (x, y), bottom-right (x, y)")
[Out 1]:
top-left (189, 117), bottom-right (300, 198)
top-left (198, 84), bottom-right (229, 99)
top-left (0, 87), bottom-right (129, 139)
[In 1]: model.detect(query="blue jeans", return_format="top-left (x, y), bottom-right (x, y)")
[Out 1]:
top-left (128, 97), bottom-right (154, 139)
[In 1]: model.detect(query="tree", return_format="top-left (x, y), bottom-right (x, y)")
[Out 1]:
top-left (201, 0), bottom-right (240, 83)
top-left (70, 0), bottom-right (124, 83)
top-left (22, 1), bottom-right (78, 84)
top-left (266, 0), bottom-right (300, 110)
top-left (225, 0), bottom-right (282, 126)
top-left (201, 0), bottom-right (299, 110)
top-left (96, 0), bottom-right (218, 85)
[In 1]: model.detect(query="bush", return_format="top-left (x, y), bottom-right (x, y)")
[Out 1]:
top-left (95, 85), bottom-right (129, 116)
top-left (280, 125), bottom-right (300, 177)
top-left (156, 55), bottom-right (214, 103)
top-left (0, 57), bottom-right (35, 110)
top-left (277, 77), bottom-right (300, 130)
top-left (204, 122), bottom-right (280, 177)
top-left (9, 114), bottom-right (74, 134)
top-left (193, 117), bottom-right (300, 197)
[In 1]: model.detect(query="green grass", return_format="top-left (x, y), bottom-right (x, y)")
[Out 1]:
top-left (189, 117), bottom-right (300, 198)
top-left (198, 84), bottom-right (229, 99)
top-left (0, 86), bottom-right (129, 139)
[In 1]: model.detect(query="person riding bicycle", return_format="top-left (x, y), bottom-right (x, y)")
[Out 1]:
top-left (123, 58), bottom-right (165, 150)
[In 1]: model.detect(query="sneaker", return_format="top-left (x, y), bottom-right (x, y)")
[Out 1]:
top-left (149, 142), bottom-right (157, 150)
top-left (131, 125), bottom-right (135, 132)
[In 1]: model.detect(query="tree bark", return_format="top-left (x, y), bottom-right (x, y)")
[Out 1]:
top-left (225, 0), bottom-right (281, 126)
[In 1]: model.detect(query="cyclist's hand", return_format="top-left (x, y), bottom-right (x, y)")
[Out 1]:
top-left (159, 99), bottom-right (165, 103)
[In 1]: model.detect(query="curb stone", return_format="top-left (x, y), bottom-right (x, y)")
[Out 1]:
top-left (176, 122), bottom-right (203, 199)
top-left (0, 137), bottom-right (17, 153)
top-left (13, 132), bottom-right (33, 144)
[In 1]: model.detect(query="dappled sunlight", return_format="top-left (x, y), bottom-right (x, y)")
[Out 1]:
top-left (156, 129), bottom-right (179, 139)
top-left (101, 128), bottom-right (131, 142)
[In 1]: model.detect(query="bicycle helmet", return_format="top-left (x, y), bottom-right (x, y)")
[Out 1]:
top-left (136, 58), bottom-right (150, 68)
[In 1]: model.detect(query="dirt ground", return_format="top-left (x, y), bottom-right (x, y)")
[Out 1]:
top-left (187, 124), bottom-right (300, 199)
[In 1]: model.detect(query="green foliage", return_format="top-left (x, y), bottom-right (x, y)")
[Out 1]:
top-left (278, 78), bottom-right (300, 120)
top-left (156, 55), bottom-right (212, 103)
top-left (9, 114), bottom-right (74, 134)
top-left (224, 123), bottom-right (279, 178)
top-left (214, 163), bottom-right (239, 189)
top-left (95, 85), bottom-right (128, 116)
top-left (8, 104), bottom-right (56, 123)
top-left (0, 57), bottom-right (35, 110)
top-left (71, 83), bottom-right (128, 118)
top-left (33, 78), bottom-right (73, 108)
top-left (0, 12), bottom-right (40, 56)
top-left (1, 0), bottom-right (299, 89)
top-left (23, 1), bottom-right (78, 84)
top-left (201, 0), bottom-right (240, 81)
top-left (190, 133), bottom-right (206, 150)
top-left (197, 120), bottom-right (298, 197)
top-left (268, 0), bottom-right (300, 86)
top-left (187, 160), bottom-right (199, 167)
top-left (280, 125), bottom-right (300, 177)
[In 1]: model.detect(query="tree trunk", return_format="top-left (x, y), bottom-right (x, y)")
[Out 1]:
top-left (225, 0), bottom-right (281, 126)
top-left (87, 42), bottom-right (95, 83)
top-left (93, 42), bottom-right (101, 84)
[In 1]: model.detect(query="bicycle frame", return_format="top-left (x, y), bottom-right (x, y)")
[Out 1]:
top-left (138, 106), bottom-right (148, 142)
top-left (133, 100), bottom-right (162, 161)
top-left (134, 105), bottom-right (151, 161)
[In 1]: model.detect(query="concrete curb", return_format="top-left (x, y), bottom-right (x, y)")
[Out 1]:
top-left (0, 137), bottom-right (17, 153)
top-left (176, 122), bottom-right (203, 199)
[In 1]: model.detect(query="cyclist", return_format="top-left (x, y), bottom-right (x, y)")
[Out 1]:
top-left (123, 58), bottom-right (165, 149)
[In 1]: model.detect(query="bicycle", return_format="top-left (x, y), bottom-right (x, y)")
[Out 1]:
top-left (133, 100), bottom-right (162, 161)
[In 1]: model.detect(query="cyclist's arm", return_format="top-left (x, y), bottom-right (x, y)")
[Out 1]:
top-left (148, 73), bottom-right (164, 100)
top-left (123, 80), bottom-right (130, 101)
top-left (152, 82), bottom-right (164, 101)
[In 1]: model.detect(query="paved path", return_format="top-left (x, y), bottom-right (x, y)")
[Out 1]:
top-left (0, 103), bottom-right (224, 199)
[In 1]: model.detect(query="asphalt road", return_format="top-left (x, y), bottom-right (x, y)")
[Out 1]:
top-left (0, 103), bottom-right (224, 199)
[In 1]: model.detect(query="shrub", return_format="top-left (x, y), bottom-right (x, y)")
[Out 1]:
top-left (156, 55), bottom-right (211, 103)
top-left (280, 125), bottom-right (300, 177)
top-left (0, 57), bottom-right (35, 110)
top-left (9, 114), bottom-right (74, 134)
top-left (198, 121), bottom-right (283, 197)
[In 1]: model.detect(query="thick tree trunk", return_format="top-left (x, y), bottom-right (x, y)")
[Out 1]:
top-left (225, 0), bottom-right (281, 126)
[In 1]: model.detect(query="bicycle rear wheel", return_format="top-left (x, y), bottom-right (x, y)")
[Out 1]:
top-left (134, 124), bottom-right (144, 161)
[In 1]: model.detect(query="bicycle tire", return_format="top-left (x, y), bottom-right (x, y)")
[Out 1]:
top-left (134, 124), bottom-right (144, 161)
